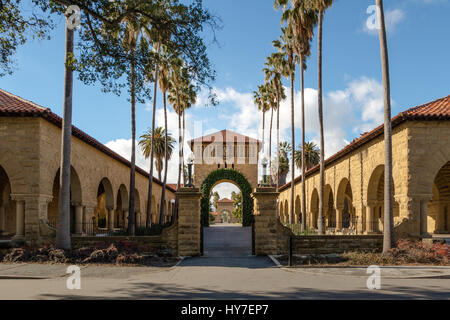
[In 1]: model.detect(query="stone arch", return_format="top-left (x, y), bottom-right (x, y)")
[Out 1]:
top-left (427, 161), bottom-right (450, 233)
top-left (134, 188), bottom-right (141, 226)
top-left (414, 147), bottom-right (450, 197)
top-left (0, 165), bottom-right (15, 236)
top-left (200, 169), bottom-right (253, 227)
top-left (336, 178), bottom-right (354, 229)
top-left (310, 188), bottom-right (319, 229)
top-left (366, 164), bottom-right (399, 233)
top-left (295, 195), bottom-right (301, 224)
top-left (284, 199), bottom-right (289, 223)
top-left (47, 166), bottom-right (83, 230)
top-left (324, 184), bottom-right (336, 228)
top-left (0, 152), bottom-right (27, 195)
top-left (279, 201), bottom-right (284, 221)
top-left (151, 195), bottom-right (157, 224)
top-left (115, 184), bottom-right (128, 228)
top-left (95, 178), bottom-right (114, 228)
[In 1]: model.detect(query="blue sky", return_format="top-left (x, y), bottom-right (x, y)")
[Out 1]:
top-left (1, 0), bottom-right (449, 198)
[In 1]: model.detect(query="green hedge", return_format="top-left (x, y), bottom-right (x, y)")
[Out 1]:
top-left (200, 169), bottom-right (254, 227)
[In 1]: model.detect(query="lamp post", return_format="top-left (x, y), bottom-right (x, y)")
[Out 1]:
top-left (186, 156), bottom-right (194, 187)
top-left (261, 156), bottom-right (269, 187)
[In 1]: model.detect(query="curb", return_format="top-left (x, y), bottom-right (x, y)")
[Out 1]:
top-left (268, 255), bottom-right (282, 267)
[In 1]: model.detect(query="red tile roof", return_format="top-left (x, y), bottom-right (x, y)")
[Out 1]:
top-left (279, 95), bottom-right (450, 192)
top-left (167, 184), bottom-right (183, 190)
top-left (218, 198), bottom-right (234, 203)
top-left (188, 129), bottom-right (261, 147)
top-left (0, 89), bottom-right (176, 193)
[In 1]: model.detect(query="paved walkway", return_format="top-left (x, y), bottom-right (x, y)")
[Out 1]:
top-left (203, 223), bottom-right (252, 257)
top-left (0, 261), bottom-right (449, 299)
top-left (0, 225), bottom-right (449, 299)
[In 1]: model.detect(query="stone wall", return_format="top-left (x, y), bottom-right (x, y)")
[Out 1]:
top-left (72, 221), bottom-right (179, 256)
top-left (290, 235), bottom-right (383, 255)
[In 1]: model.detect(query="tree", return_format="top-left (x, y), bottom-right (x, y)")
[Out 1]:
top-left (306, 0), bottom-right (333, 234)
top-left (273, 27), bottom-right (296, 224)
top-left (139, 127), bottom-right (175, 180)
top-left (231, 191), bottom-right (243, 223)
top-left (157, 48), bottom-right (173, 225)
top-left (212, 191), bottom-right (220, 210)
top-left (0, 0), bottom-right (54, 77)
top-left (285, 0), bottom-right (317, 231)
top-left (55, 7), bottom-right (75, 250)
top-left (375, 0), bottom-right (394, 253)
top-left (264, 49), bottom-right (288, 191)
top-left (273, 142), bottom-right (291, 186)
top-left (253, 86), bottom-right (269, 157)
top-left (295, 141), bottom-right (320, 170)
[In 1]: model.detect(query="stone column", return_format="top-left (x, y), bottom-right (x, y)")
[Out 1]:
top-left (419, 197), bottom-right (432, 237)
top-left (13, 200), bottom-right (25, 240)
top-left (74, 204), bottom-right (83, 235)
top-left (366, 201), bottom-right (376, 234)
top-left (108, 208), bottom-right (115, 231)
top-left (253, 187), bottom-right (279, 256)
top-left (177, 187), bottom-right (202, 257)
top-left (123, 209), bottom-right (129, 229)
top-left (336, 205), bottom-right (343, 232)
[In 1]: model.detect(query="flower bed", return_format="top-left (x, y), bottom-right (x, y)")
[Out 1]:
top-left (279, 239), bottom-right (450, 266)
top-left (0, 241), bottom-right (180, 267)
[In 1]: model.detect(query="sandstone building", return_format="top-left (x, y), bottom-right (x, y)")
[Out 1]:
top-left (0, 89), bottom-right (176, 243)
top-left (278, 95), bottom-right (450, 239)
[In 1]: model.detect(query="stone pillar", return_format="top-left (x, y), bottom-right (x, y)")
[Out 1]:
top-left (123, 209), bottom-right (129, 229)
top-left (74, 204), bottom-right (83, 235)
top-left (13, 200), bottom-right (25, 240)
top-left (419, 197), bottom-right (432, 237)
top-left (336, 205), bottom-right (343, 232)
top-left (108, 208), bottom-right (115, 231)
top-left (366, 201), bottom-right (376, 234)
top-left (253, 187), bottom-right (279, 256)
top-left (177, 187), bottom-right (202, 257)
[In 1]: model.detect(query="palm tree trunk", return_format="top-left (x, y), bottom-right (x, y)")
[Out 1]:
top-left (300, 54), bottom-right (307, 232)
top-left (128, 51), bottom-right (136, 236)
top-left (262, 111), bottom-right (265, 156)
top-left (56, 22), bottom-right (74, 250)
top-left (182, 111), bottom-right (186, 185)
top-left (269, 106), bottom-right (274, 182)
top-left (376, 0), bottom-right (394, 253)
top-left (146, 64), bottom-right (159, 228)
top-left (317, 10), bottom-right (325, 235)
top-left (159, 92), bottom-right (168, 225)
top-left (277, 95), bottom-right (280, 191)
top-left (177, 110), bottom-right (182, 189)
top-left (290, 71), bottom-right (295, 225)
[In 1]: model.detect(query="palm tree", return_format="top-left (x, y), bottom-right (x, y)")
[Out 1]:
top-left (295, 141), bottom-right (320, 170)
top-left (139, 127), bottom-right (175, 180)
top-left (273, 28), bottom-right (296, 224)
top-left (116, 13), bottom-right (144, 236)
top-left (254, 86), bottom-right (270, 158)
top-left (376, 0), bottom-right (394, 253)
top-left (277, 141), bottom-right (291, 186)
top-left (56, 9), bottom-right (75, 250)
top-left (306, 0), bottom-right (333, 234)
top-left (157, 49), bottom-right (172, 225)
top-left (288, 0), bottom-right (317, 231)
top-left (264, 51), bottom-right (287, 191)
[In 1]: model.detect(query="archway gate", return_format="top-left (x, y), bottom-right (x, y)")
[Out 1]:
top-left (200, 169), bottom-right (254, 227)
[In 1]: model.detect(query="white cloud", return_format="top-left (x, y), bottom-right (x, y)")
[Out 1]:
top-left (106, 77), bottom-right (386, 186)
top-left (211, 183), bottom-right (240, 202)
top-left (363, 8), bottom-right (405, 35)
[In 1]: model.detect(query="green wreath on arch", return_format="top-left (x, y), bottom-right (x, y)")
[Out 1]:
top-left (200, 169), bottom-right (254, 227)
